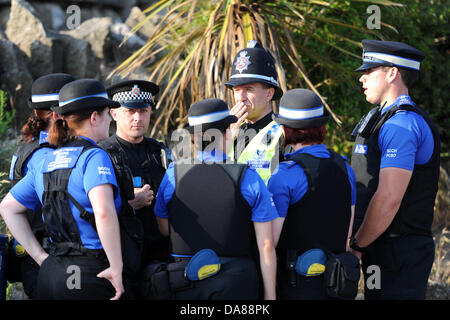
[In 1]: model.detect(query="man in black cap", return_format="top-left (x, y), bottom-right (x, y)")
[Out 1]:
top-left (225, 40), bottom-right (285, 184)
top-left (99, 80), bottom-right (170, 276)
top-left (350, 40), bottom-right (441, 299)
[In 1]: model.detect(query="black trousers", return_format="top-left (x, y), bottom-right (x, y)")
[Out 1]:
top-left (277, 271), bottom-right (334, 300)
top-left (36, 254), bottom-right (115, 300)
top-left (362, 235), bottom-right (435, 300)
top-left (174, 257), bottom-right (260, 300)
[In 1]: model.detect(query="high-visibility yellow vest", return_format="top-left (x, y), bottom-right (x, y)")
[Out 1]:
top-left (229, 121), bottom-right (283, 184)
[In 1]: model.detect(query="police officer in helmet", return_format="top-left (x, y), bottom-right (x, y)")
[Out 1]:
top-left (350, 40), bottom-right (441, 299)
top-left (226, 40), bottom-right (285, 184)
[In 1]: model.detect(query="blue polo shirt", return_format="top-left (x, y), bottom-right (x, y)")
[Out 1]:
top-left (10, 136), bottom-right (122, 250)
top-left (378, 95), bottom-right (434, 171)
top-left (268, 144), bottom-right (356, 218)
top-left (154, 150), bottom-right (278, 222)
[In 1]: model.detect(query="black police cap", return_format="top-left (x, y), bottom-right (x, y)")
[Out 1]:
top-left (52, 79), bottom-right (120, 115)
top-left (107, 80), bottom-right (159, 109)
top-left (273, 88), bottom-right (329, 129)
top-left (28, 73), bottom-right (76, 110)
top-left (355, 39), bottom-right (425, 72)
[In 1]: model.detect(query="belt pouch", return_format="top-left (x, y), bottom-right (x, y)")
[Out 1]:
top-left (167, 261), bottom-right (191, 291)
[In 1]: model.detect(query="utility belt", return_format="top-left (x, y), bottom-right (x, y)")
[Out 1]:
top-left (283, 248), bottom-right (360, 300)
top-left (47, 242), bottom-right (107, 261)
top-left (141, 249), bottom-right (222, 300)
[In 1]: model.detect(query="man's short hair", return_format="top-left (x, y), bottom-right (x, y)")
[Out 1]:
top-left (383, 66), bottom-right (420, 88)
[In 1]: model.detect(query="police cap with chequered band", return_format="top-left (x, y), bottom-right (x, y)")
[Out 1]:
top-left (28, 73), bottom-right (76, 110)
top-left (225, 40), bottom-right (283, 100)
top-left (355, 40), bottom-right (425, 72)
top-left (107, 80), bottom-right (159, 109)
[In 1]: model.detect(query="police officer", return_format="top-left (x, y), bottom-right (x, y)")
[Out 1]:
top-left (7, 73), bottom-right (75, 298)
top-left (0, 79), bottom-right (124, 299)
top-left (268, 89), bottom-right (357, 299)
top-left (154, 99), bottom-right (277, 300)
top-left (99, 80), bottom-right (169, 269)
top-left (225, 40), bottom-right (285, 184)
top-left (350, 40), bottom-right (441, 299)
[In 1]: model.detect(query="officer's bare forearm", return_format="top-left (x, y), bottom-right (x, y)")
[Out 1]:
top-left (89, 185), bottom-right (123, 272)
top-left (355, 167), bottom-right (412, 247)
top-left (0, 193), bottom-right (48, 265)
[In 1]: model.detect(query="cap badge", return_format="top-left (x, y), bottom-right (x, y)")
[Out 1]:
top-left (235, 50), bottom-right (251, 74)
top-left (131, 85), bottom-right (141, 96)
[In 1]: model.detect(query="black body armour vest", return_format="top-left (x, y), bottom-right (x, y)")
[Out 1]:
top-left (167, 162), bottom-right (253, 257)
top-left (99, 135), bottom-right (166, 231)
top-left (11, 139), bottom-right (55, 236)
top-left (277, 151), bottom-right (351, 255)
top-left (11, 139), bottom-right (54, 186)
top-left (351, 104), bottom-right (440, 237)
top-left (41, 138), bottom-right (99, 247)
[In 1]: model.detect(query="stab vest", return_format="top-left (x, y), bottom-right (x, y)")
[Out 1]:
top-left (10, 139), bottom-right (54, 186)
top-left (99, 134), bottom-right (167, 245)
top-left (41, 138), bottom-right (100, 252)
top-left (167, 162), bottom-right (253, 257)
top-left (10, 137), bottom-right (55, 236)
top-left (277, 151), bottom-right (351, 255)
top-left (351, 104), bottom-right (440, 237)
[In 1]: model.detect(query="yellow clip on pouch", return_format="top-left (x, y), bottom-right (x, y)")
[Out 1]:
top-left (296, 248), bottom-right (326, 277)
top-left (185, 249), bottom-right (221, 281)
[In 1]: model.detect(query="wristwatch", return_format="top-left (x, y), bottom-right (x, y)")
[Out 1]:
top-left (350, 237), bottom-right (367, 253)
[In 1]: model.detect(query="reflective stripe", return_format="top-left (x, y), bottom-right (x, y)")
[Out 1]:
top-left (279, 105), bottom-right (324, 120)
top-left (31, 93), bottom-right (59, 103)
top-left (236, 121), bottom-right (283, 184)
top-left (230, 73), bottom-right (279, 86)
top-left (363, 52), bottom-right (421, 70)
top-left (59, 93), bottom-right (109, 106)
top-left (188, 110), bottom-right (230, 126)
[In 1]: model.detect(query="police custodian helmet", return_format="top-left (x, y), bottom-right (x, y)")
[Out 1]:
top-left (107, 80), bottom-right (159, 109)
top-left (355, 39), bottom-right (425, 72)
top-left (225, 40), bottom-right (283, 100)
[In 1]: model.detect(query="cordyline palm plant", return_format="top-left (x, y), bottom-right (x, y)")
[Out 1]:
top-left (110, 0), bottom-right (402, 138)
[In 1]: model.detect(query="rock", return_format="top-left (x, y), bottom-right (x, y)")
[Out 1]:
top-left (427, 280), bottom-right (450, 300)
top-left (0, 30), bottom-right (33, 125)
top-left (61, 17), bottom-right (113, 61)
top-left (0, 6), bottom-right (10, 31)
top-left (125, 6), bottom-right (157, 40)
top-left (5, 0), bottom-right (53, 78)
top-left (32, 2), bottom-right (66, 31)
top-left (49, 31), bottom-right (100, 80)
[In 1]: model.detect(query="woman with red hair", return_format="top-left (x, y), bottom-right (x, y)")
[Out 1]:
top-left (268, 88), bottom-right (357, 300)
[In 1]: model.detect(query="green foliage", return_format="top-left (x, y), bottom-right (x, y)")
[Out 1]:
top-left (0, 90), bottom-right (15, 139)
top-left (287, 0), bottom-right (449, 158)
top-left (0, 90), bottom-right (17, 235)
